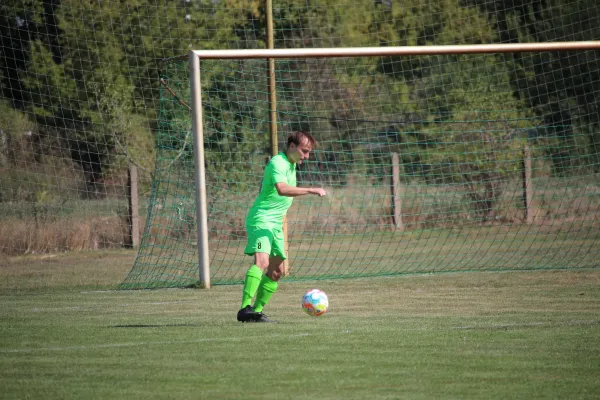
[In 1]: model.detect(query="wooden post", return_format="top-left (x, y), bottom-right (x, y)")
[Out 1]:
top-left (127, 165), bottom-right (140, 248)
top-left (391, 152), bottom-right (404, 231)
top-left (522, 146), bottom-right (534, 224)
top-left (265, 0), bottom-right (288, 276)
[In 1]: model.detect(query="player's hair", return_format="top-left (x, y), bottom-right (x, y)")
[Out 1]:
top-left (287, 131), bottom-right (317, 148)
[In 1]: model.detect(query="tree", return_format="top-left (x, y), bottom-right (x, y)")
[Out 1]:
top-left (0, 0), bottom-right (52, 109)
top-left (357, 0), bottom-right (534, 218)
top-left (18, 0), bottom-right (133, 197)
top-left (466, 0), bottom-right (600, 174)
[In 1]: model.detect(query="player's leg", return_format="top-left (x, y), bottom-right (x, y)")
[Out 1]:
top-left (238, 228), bottom-right (273, 322)
top-left (240, 252), bottom-right (269, 308)
top-left (253, 227), bottom-right (286, 316)
top-left (237, 253), bottom-right (268, 322)
top-left (253, 255), bottom-right (283, 314)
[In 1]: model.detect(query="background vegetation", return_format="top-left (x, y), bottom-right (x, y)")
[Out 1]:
top-left (1, 0), bottom-right (600, 256)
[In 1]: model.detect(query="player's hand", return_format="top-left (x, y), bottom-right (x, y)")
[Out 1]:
top-left (312, 188), bottom-right (326, 197)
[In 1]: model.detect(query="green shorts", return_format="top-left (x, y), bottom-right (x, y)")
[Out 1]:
top-left (244, 225), bottom-right (287, 260)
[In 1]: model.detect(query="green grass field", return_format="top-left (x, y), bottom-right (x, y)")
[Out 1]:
top-left (1, 251), bottom-right (599, 399)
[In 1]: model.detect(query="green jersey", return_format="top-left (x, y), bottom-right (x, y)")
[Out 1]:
top-left (246, 152), bottom-right (296, 228)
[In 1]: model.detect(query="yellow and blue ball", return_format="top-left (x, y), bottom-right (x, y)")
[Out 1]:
top-left (302, 289), bottom-right (329, 317)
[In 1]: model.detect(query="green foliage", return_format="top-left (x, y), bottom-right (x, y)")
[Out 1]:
top-left (464, 0), bottom-right (600, 174)
top-left (2, 0), bottom-right (600, 254)
top-left (2, 0), bottom-right (599, 184)
top-left (2, 0), bottom-right (252, 180)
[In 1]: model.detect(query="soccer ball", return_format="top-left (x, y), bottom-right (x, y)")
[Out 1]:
top-left (302, 289), bottom-right (329, 317)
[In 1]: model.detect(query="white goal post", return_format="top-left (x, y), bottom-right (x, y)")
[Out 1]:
top-left (188, 41), bottom-right (600, 289)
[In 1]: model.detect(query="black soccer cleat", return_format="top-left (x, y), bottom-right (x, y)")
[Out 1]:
top-left (254, 312), bottom-right (277, 323)
top-left (237, 305), bottom-right (259, 323)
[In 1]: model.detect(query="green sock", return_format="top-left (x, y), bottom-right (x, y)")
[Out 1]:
top-left (253, 274), bottom-right (278, 313)
top-left (240, 265), bottom-right (262, 309)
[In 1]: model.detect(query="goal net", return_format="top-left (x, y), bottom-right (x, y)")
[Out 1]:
top-left (121, 44), bottom-right (600, 289)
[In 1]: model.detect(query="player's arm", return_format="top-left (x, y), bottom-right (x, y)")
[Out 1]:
top-left (275, 182), bottom-right (326, 197)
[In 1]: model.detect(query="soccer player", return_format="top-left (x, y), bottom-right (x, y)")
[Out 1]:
top-left (237, 131), bottom-right (327, 323)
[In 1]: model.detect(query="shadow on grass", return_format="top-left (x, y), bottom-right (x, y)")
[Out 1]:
top-left (110, 323), bottom-right (203, 328)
